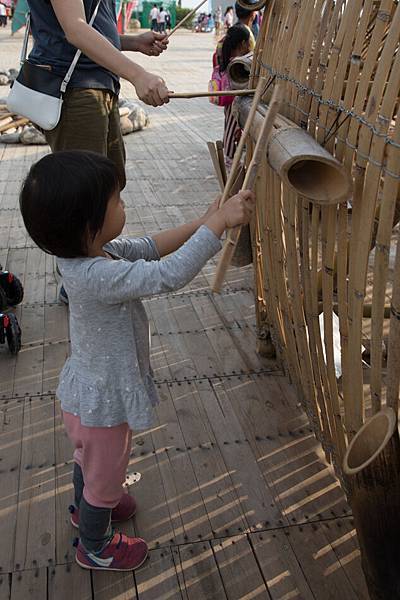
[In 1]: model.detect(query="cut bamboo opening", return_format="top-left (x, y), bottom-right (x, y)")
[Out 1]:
top-left (237, 97), bottom-right (352, 204)
top-left (343, 407), bottom-right (400, 599)
top-left (227, 53), bottom-right (253, 90)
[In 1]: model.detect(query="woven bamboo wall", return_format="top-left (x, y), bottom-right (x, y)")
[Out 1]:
top-left (249, 0), bottom-right (400, 479)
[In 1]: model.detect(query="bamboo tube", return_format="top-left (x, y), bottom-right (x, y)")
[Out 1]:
top-left (212, 84), bottom-right (283, 293)
top-left (166, 0), bottom-right (208, 37)
top-left (168, 89), bottom-right (256, 99)
top-left (237, 97), bottom-right (352, 204)
top-left (227, 53), bottom-right (253, 90)
top-left (343, 407), bottom-right (400, 600)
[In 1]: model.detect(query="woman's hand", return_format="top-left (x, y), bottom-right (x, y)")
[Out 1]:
top-left (131, 32), bottom-right (169, 56)
top-left (134, 71), bottom-right (170, 106)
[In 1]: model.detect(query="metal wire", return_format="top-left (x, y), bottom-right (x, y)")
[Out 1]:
top-left (256, 58), bottom-right (400, 150)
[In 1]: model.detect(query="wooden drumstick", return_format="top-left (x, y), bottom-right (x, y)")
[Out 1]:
top-left (168, 89), bottom-right (257, 99)
top-left (212, 83), bottom-right (283, 293)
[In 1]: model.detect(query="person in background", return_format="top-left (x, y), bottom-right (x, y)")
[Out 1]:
top-left (158, 5), bottom-right (166, 33)
top-left (149, 3), bottom-right (159, 31)
top-left (215, 5), bottom-right (222, 37)
top-left (234, 2), bottom-right (256, 50)
top-left (207, 13), bottom-right (215, 32)
top-left (210, 23), bottom-right (251, 168)
top-left (224, 5), bottom-right (234, 31)
top-left (165, 9), bottom-right (171, 32)
top-left (0, 3), bottom-right (7, 27)
top-left (251, 10), bottom-right (260, 39)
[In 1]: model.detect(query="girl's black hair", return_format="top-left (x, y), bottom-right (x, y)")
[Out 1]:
top-left (19, 150), bottom-right (120, 258)
top-left (220, 23), bottom-right (250, 72)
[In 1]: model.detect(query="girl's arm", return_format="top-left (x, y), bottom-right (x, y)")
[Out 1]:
top-left (152, 192), bottom-right (252, 257)
top-left (88, 191), bottom-right (255, 303)
top-left (152, 197), bottom-right (220, 257)
top-left (49, 0), bottom-right (169, 106)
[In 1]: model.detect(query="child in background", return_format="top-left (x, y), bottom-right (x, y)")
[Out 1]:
top-left (19, 150), bottom-right (254, 572)
top-left (209, 23), bottom-right (251, 168)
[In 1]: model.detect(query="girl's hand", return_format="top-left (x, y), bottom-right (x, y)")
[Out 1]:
top-left (220, 190), bottom-right (255, 228)
top-left (134, 71), bottom-right (170, 106)
top-left (204, 190), bottom-right (255, 237)
top-left (200, 195), bottom-right (221, 223)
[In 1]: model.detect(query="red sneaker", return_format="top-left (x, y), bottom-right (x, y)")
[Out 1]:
top-left (75, 531), bottom-right (148, 571)
top-left (69, 493), bottom-right (137, 529)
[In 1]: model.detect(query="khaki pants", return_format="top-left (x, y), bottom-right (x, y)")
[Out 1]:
top-left (45, 88), bottom-right (126, 190)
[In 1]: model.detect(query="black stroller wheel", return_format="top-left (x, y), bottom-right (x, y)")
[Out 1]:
top-left (6, 276), bottom-right (24, 306)
top-left (6, 313), bottom-right (22, 354)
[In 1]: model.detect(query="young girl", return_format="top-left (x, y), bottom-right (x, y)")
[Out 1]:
top-left (210, 24), bottom-right (251, 168)
top-left (19, 150), bottom-right (254, 572)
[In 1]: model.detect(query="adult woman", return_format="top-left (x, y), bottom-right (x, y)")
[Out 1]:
top-left (27, 0), bottom-right (170, 190)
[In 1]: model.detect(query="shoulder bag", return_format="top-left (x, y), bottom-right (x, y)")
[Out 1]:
top-left (7, 0), bottom-right (102, 131)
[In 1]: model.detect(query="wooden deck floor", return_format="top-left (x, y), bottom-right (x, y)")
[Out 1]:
top-left (0, 29), bottom-right (369, 600)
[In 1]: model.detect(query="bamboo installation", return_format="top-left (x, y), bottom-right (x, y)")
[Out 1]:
top-left (230, 2), bottom-right (400, 594)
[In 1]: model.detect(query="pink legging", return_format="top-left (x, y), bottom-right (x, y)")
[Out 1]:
top-left (63, 411), bottom-right (132, 508)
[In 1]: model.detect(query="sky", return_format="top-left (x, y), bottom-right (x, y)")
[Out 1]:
top-left (181, 0), bottom-right (212, 11)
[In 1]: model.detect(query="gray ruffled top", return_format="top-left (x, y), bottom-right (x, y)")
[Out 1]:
top-left (56, 225), bottom-right (221, 431)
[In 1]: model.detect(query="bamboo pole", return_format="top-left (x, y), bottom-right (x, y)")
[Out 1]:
top-left (343, 407), bottom-right (400, 599)
top-left (168, 89), bottom-right (256, 99)
top-left (166, 0), bottom-right (208, 37)
top-left (212, 83), bottom-right (283, 293)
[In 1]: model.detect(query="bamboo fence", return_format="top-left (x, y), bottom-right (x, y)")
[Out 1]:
top-left (238, 2), bottom-right (400, 595)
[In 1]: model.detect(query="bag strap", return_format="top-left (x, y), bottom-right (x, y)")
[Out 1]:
top-left (20, 0), bottom-right (102, 94)
top-left (61, 0), bottom-right (102, 93)
top-left (19, 12), bottom-right (31, 66)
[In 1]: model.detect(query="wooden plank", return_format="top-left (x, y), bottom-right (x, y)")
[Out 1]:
top-left (160, 383), bottom-right (247, 539)
top-left (42, 303), bottom-right (69, 394)
top-left (194, 379), bottom-right (284, 531)
top-left (48, 564), bottom-right (92, 600)
top-left (321, 518), bottom-right (368, 599)
top-left (151, 386), bottom-right (212, 545)
top-left (285, 522), bottom-right (363, 599)
top-left (250, 531), bottom-right (315, 599)
top-left (135, 547), bottom-right (184, 600)
top-left (0, 571), bottom-right (10, 600)
top-left (92, 570), bottom-right (136, 600)
top-left (211, 535), bottom-right (269, 599)
top-left (13, 396), bottom-right (56, 570)
top-left (9, 567), bottom-right (47, 600)
top-left (13, 304), bottom-right (45, 398)
top-left (0, 399), bottom-right (24, 572)
top-left (54, 400), bottom-right (77, 566)
top-left (215, 374), bottom-right (349, 523)
top-left (177, 542), bottom-right (227, 600)
top-left (128, 432), bottom-right (177, 549)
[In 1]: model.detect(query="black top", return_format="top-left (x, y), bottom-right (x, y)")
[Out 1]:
top-left (27, 0), bottom-right (121, 95)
